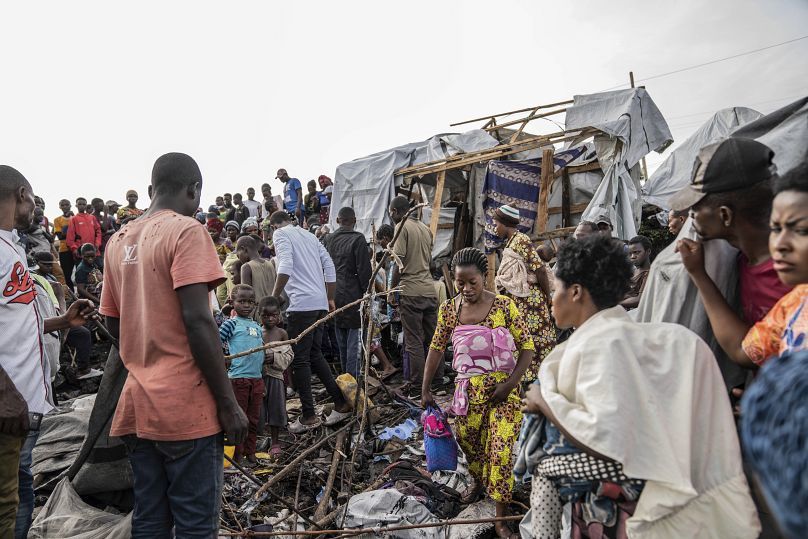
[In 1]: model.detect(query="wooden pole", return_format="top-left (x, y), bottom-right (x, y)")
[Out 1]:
top-left (535, 148), bottom-right (554, 234)
top-left (429, 171), bottom-right (446, 239)
top-left (561, 167), bottom-right (571, 228)
top-left (313, 431), bottom-right (346, 521)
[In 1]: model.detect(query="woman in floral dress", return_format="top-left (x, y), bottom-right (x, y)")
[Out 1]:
top-left (493, 205), bottom-right (555, 379)
top-left (422, 247), bottom-right (534, 539)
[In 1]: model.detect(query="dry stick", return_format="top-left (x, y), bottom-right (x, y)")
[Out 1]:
top-left (293, 466), bottom-right (304, 534)
top-left (337, 204), bottom-right (425, 528)
top-left (223, 453), bottom-right (322, 531)
top-left (218, 515), bottom-right (525, 537)
top-left (251, 419), bottom-right (357, 501)
top-left (224, 453), bottom-right (319, 528)
top-left (222, 493), bottom-right (245, 534)
top-left (313, 430), bottom-right (346, 521)
top-left (225, 295), bottom-right (378, 361)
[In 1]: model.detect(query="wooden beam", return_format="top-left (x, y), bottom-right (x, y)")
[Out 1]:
top-left (530, 226), bottom-right (576, 241)
top-left (547, 202), bottom-right (589, 216)
top-left (554, 161), bottom-right (602, 178)
top-left (483, 108), bottom-right (568, 132)
top-left (450, 99), bottom-right (574, 127)
top-left (534, 148), bottom-right (554, 234)
top-left (508, 106), bottom-right (541, 144)
top-left (561, 167), bottom-right (572, 227)
top-left (429, 171), bottom-right (446, 239)
top-left (396, 129), bottom-right (597, 179)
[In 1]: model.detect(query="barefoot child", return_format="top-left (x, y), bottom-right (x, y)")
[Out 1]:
top-left (259, 296), bottom-right (292, 459)
top-left (219, 284), bottom-right (265, 466)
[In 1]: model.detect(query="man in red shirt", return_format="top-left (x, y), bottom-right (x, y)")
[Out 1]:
top-left (100, 153), bottom-right (247, 538)
top-left (66, 197), bottom-right (101, 261)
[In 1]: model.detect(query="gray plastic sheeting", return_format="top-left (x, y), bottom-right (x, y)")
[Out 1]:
top-left (565, 88), bottom-right (673, 239)
top-left (329, 130), bottom-right (499, 240)
top-left (642, 107), bottom-right (764, 210)
top-left (732, 97), bottom-right (808, 176)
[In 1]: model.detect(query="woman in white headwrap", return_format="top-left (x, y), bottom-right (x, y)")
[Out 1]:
top-left (493, 204), bottom-right (555, 379)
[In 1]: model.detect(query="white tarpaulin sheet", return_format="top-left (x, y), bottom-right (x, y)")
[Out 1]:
top-left (642, 107), bottom-right (763, 210)
top-left (329, 130), bottom-right (499, 240)
top-left (565, 88), bottom-right (673, 239)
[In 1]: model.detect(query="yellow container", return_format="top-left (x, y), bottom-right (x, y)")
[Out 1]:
top-left (224, 445), bottom-right (235, 468)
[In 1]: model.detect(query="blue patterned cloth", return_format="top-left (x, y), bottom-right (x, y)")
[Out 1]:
top-left (482, 148), bottom-right (586, 254)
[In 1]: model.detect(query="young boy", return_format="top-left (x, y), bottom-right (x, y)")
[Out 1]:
top-left (219, 284), bottom-right (265, 466)
top-left (620, 235), bottom-right (652, 310)
top-left (258, 296), bottom-right (292, 459)
top-left (75, 243), bottom-right (104, 305)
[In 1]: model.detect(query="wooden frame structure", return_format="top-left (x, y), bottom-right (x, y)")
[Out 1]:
top-left (394, 99), bottom-right (602, 289)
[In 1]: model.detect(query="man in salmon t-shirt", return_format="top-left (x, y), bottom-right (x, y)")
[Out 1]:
top-left (100, 152), bottom-right (247, 538)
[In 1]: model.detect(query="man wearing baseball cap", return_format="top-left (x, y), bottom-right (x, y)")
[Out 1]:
top-left (673, 136), bottom-right (792, 539)
top-left (675, 137), bottom-right (791, 368)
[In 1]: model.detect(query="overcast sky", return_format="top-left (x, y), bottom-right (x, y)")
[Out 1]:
top-left (2, 0), bottom-right (807, 213)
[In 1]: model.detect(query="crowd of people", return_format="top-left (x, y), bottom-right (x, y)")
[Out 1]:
top-left (0, 134), bottom-right (805, 538)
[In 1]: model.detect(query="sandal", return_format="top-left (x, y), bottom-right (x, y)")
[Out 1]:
top-left (288, 417), bottom-right (322, 434)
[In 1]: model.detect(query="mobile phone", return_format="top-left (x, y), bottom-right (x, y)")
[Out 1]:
top-left (28, 412), bottom-right (43, 431)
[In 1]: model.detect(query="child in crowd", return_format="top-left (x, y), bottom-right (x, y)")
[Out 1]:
top-left (75, 243), bottom-right (104, 305)
top-left (259, 296), bottom-right (292, 459)
top-left (219, 284), bottom-right (265, 466)
top-left (207, 218), bottom-right (230, 263)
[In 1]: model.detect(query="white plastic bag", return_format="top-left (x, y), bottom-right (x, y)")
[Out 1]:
top-left (29, 477), bottom-right (131, 539)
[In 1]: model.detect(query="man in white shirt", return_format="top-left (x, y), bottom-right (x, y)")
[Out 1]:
top-left (268, 210), bottom-right (352, 433)
top-left (243, 187), bottom-right (262, 220)
top-left (0, 165), bottom-right (96, 538)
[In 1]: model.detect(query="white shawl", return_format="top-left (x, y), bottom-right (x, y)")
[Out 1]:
top-left (539, 306), bottom-right (760, 538)
top-left (495, 247), bottom-right (532, 298)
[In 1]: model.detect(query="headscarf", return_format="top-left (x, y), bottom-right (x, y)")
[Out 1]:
top-left (494, 204), bottom-right (520, 227)
top-left (318, 175), bottom-right (333, 189)
top-left (206, 218), bottom-right (224, 235)
top-left (224, 220), bottom-right (240, 232)
top-left (241, 217), bottom-right (259, 233)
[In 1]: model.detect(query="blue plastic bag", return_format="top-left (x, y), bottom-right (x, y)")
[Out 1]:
top-left (421, 405), bottom-right (458, 472)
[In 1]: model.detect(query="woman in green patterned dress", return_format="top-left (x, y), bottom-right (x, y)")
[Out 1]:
top-left (493, 205), bottom-right (556, 380)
